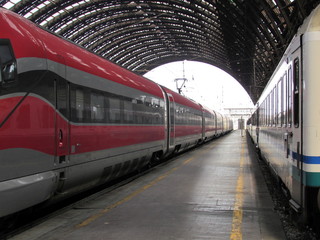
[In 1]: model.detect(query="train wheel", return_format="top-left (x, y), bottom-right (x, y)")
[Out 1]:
top-left (149, 151), bottom-right (163, 167)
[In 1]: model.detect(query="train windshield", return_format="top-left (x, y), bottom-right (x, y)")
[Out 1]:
top-left (0, 39), bottom-right (17, 86)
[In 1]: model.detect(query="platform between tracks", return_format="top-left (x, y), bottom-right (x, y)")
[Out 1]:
top-left (11, 130), bottom-right (285, 240)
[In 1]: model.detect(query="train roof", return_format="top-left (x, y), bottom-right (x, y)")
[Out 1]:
top-left (256, 4), bottom-right (320, 106)
top-left (0, 8), bottom-right (164, 99)
top-left (161, 86), bottom-right (202, 111)
top-left (201, 104), bottom-right (218, 115)
top-left (303, 4), bottom-right (320, 33)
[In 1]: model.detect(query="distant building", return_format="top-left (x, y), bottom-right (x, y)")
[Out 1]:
top-left (223, 107), bottom-right (255, 129)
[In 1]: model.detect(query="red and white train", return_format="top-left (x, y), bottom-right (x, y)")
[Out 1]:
top-left (0, 8), bottom-right (232, 218)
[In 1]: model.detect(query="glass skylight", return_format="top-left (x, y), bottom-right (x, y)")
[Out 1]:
top-left (3, 0), bottom-right (21, 9)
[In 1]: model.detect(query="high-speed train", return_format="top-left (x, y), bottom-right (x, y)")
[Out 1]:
top-left (247, 4), bottom-right (320, 224)
top-left (0, 8), bottom-right (232, 218)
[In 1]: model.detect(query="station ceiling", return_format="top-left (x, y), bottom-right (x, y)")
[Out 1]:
top-left (1, 0), bottom-right (319, 103)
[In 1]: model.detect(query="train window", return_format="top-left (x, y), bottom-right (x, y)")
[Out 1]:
top-left (91, 92), bottom-right (105, 122)
top-left (133, 97), bottom-right (145, 124)
top-left (260, 102), bottom-right (263, 126)
top-left (275, 85), bottom-right (278, 125)
top-left (123, 98), bottom-right (134, 123)
top-left (293, 58), bottom-right (299, 128)
top-left (270, 94), bottom-right (273, 126)
top-left (75, 88), bottom-right (85, 122)
top-left (269, 95), bottom-right (271, 126)
top-left (277, 81), bottom-right (282, 127)
top-left (264, 100), bottom-right (267, 126)
top-left (282, 73), bottom-right (287, 126)
top-left (260, 102), bottom-right (265, 126)
top-left (0, 39), bottom-right (17, 87)
top-left (252, 112), bottom-right (256, 126)
top-left (269, 92), bottom-right (272, 125)
top-left (56, 79), bottom-right (68, 117)
top-left (109, 96), bottom-right (121, 123)
top-left (271, 88), bottom-right (275, 125)
top-left (144, 97), bottom-right (153, 124)
top-left (266, 96), bottom-right (269, 126)
top-left (265, 96), bottom-right (268, 125)
top-left (288, 66), bottom-right (293, 127)
top-left (265, 96), bottom-right (268, 126)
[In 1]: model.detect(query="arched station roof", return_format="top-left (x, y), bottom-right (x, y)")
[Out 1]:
top-left (1, 0), bottom-right (319, 103)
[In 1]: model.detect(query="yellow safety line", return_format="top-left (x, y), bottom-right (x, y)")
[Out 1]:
top-left (77, 165), bottom-right (180, 228)
top-left (76, 142), bottom-right (218, 228)
top-left (230, 140), bottom-right (245, 240)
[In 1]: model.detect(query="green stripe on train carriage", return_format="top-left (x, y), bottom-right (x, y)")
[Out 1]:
top-left (292, 166), bottom-right (320, 187)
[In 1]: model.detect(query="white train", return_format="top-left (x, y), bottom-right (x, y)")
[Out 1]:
top-left (247, 4), bottom-right (320, 224)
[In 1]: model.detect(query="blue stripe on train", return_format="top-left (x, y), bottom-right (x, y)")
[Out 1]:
top-left (292, 152), bottom-right (320, 164)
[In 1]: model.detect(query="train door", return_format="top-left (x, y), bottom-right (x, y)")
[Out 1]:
top-left (54, 56), bottom-right (70, 165)
top-left (283, 71), bottom-right (293, 186)
top-left (168, 94), bottom-right (175, 147)
top-left (290, 39), bottom-right (303, 211)
top-left (213, 111), bottom-right (217, 136)
top-left (201, 106), bottom-right (205, 140)
top-left (255, 105), bottom-right (260, 146)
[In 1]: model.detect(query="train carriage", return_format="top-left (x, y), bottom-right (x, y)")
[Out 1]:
top-left (0, 8), bottom-right (168, 217)
top-left (248, 4), bottom-right (320, 223)
top-left (0, 7), bottom-right (232, 219)
top-left (161, 86), bottom-right (204, 153)
top-left (215, 111), bottom-right (224, 137)
top-left (201, 105), bottom-right (218, 141)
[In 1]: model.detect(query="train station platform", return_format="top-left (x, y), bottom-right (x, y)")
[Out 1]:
top-left (11, 130), bottom-right (286, 240)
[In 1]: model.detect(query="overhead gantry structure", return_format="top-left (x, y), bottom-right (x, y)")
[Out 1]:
top-left (1, 0), bottom-right (319, 103)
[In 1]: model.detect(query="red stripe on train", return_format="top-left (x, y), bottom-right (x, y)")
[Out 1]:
top-left (0, 96), bottom-right (166, 155)
top-left (174, 125), bottom-right (202, 137)
top-left (0, 95), bottom-right (206, 155)
top-left (70, 125), bottom-right (165, 155)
